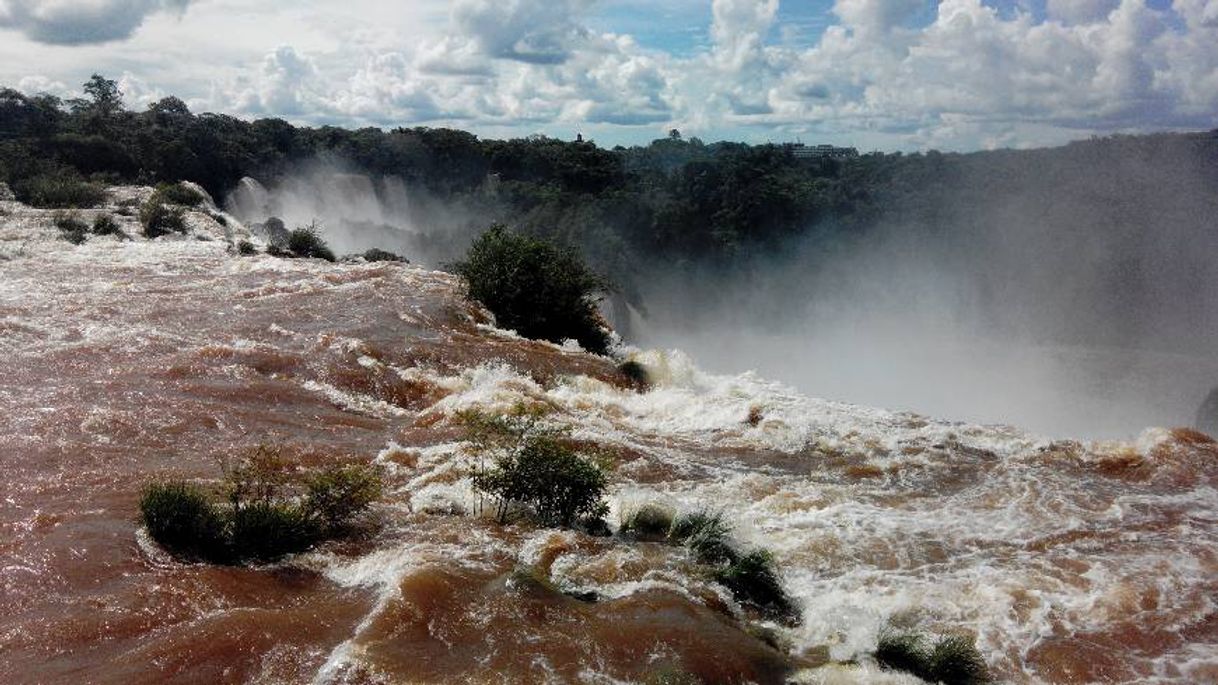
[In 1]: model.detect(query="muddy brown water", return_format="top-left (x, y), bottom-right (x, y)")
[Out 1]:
top-left (2, 238), bottom-right (1217, 684)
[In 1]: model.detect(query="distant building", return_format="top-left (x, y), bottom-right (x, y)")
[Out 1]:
top-left (785, 142), bottom-right (859, 160)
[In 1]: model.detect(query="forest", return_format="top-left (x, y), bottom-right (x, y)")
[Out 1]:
top-left (3, 75), bottom-right (1218, 351)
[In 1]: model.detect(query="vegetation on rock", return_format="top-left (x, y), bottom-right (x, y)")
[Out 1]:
top-left (462, 409), bottom-right (609, 529)
top-left (452, 225), bottom-right (610, 354)
top-left (875, 629), bottom-right (990, 685)
top-left (139, 444), bottom-right (382, 564)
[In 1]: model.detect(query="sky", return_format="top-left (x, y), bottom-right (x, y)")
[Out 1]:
top-left (0, 0), bottom-right (1216, 151)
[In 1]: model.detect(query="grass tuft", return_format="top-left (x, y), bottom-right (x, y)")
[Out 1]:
top-left (140, 482), bottom-right (227, 561)
top-left (713, 549), bottom-right (799, 622)
top-left (620, 503), bottom-right (674, 538)
top-left (53, 211), bottom-right (89, 244)
top-left (875, 629), bottom-right (990, 685)
top-left (91, 213), bottom-right (123, 237)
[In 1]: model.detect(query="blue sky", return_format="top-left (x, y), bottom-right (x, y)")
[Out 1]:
top-left (1, 0), bottom-right (1216, 151)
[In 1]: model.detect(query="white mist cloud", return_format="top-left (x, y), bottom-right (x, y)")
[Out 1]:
top-left (2, 0), bottom-right (1218, 148)
top-left (0, 0), bottom-right (190, 45)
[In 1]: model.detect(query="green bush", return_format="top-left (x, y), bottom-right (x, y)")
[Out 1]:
top-left (451, 224), bottom-right (611, 354)
top-left (620, 503), bottom-right (674, 538)
top-left (236, 240), bottom-right (258, 255)
top-left (713, 549), bottom-right (798, 622)
top-left (140, 199), bottom-right (185, 238)
top-left (139, 482), bottom-right (227, 561)
top-left (53, 211), bottom-right (89, 244)
top-left (140, 446), bottom-right (382, 564)
top-left (230, 501), bottom-right (318, 562)
top-left (285, 222), bottom-right (336, 261)
top-left (363, 247), bottom-right (408, 262)
top-left (156, 182), bottom-right (205, 207)
top-left (875, 630), bottom-right (989, 685)
top-left (13, 173), bottom-right (105, 208)
top-left (304, 464), bottom-right (383, 534)
top-left (91, 213), bottom-right (122, 236)
top-left (465, 411), bottom-right (608, 528)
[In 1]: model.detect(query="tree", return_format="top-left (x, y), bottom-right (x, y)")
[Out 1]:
top-left (451, 225), bottom-right (612, 354)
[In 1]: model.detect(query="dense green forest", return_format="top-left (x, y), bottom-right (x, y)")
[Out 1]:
top-left (4, 75), bottom-right (1218, 350)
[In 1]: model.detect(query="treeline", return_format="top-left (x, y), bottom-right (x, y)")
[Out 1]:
top-left (4, 75), bottom-right (1218, 335)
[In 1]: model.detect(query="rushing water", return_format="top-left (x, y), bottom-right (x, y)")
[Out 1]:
top-left (2, 192), bottom-right (1217, 684)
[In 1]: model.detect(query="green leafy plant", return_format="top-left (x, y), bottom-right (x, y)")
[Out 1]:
top-left (284, 221), bottom-right (336, 261)
top-left (155, 182), bottom-right (205, 207)
top-left (140, 445), bottom-right (382, 564)
top-left (53, 211), bottom-right (88, 244)
top-left (91, 213), bottom-right (122, 237)
top-left (363, 247), bottom-right (408, 262)
top-left (304, 464), bottom-right (384, 534)
top-left (13, 173), bottom-right (105, 208)
top-left (463, 410), bottom-right (609, 528)
top-left (139, 198), bottom-right (185, 238)
top-left (139, 482), bottom-right (227, 560)
top-left (450, 224), bottom-right (611, 354)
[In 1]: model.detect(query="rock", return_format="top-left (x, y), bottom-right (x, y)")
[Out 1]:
top-left (251, 216), bottom-right (289, 247)
top-left (0, 182), bottom-right (14, 201)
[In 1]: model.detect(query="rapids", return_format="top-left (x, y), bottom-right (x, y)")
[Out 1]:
top-left (1, 188), bottom-right (1216, 684)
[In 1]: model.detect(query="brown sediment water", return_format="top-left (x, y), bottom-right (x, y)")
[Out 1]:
top-left (2, 203), bottom-right (1218, 683)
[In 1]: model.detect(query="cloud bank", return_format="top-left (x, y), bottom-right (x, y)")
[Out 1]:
top-left (2, 0), bottom-right (1217, 148)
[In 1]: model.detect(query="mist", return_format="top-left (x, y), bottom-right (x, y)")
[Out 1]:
top-left (224, 146), bottom-right (1218, 440)
top-left (631, 152), bottom-right (1218, 440)
top-left (224, 159), bottom-right (493, 268)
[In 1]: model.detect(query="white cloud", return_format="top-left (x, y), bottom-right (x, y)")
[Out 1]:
top-left (0, 0), bottom-right (190, 45)
top-left (1, 0), bottom-right (1217, 149)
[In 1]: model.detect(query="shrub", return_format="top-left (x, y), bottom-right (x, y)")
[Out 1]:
top-left (230, 501), bottom-right (318, 562)
top-left (875, 630), bottom-right (989, 685)
top-left (53, 211), bottom-right (89, 244)
top-left (464, 411), bottom-right (609, 528)
top-left (304, 464), bottom-right (383, 534)
top-left (13, 173), bottom-right (105, 208)
top-left (139, 482), bottom-right (227, 561)
top-left (620, 503), bottom-right (674, 538)
top-left (156, 182), bottom-right (205, 207)
top-left (450, 224), bottom-right (611, 354)
top-left (236, 240), bottom-right (258, 255)
top-left (141, 445), bottom-right (382, 564)
top-left (140, 199), bottom-right (185, 238)
top-left (211, 213), bottom-right (228, 227)
top-left (91, 213), bottom-right (122, 237)
top-left (285, 222), bottom-right (336, 261)
top-left (713, 549), bottom-right (799, 622)
top-left (363, 247), bottom-right (408, 263)
top-left (266, 243), bottom-right (286, 257)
